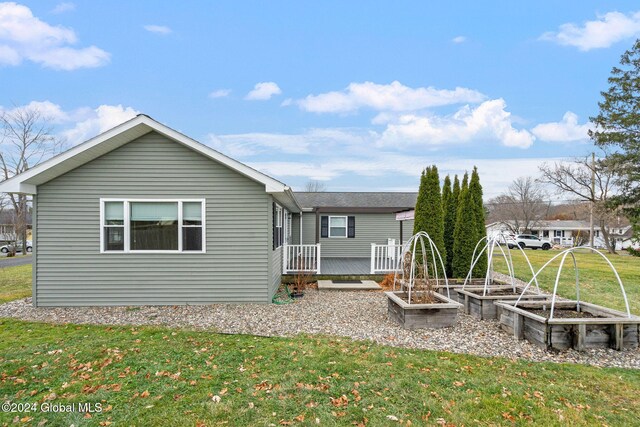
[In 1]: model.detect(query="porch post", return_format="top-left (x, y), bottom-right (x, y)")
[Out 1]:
top-left (282, 244), bottom-right (287, 273)
top-left (299, 212), bottom-right (303, 244)
top-left (370, 243), bottom-right (376, 274)
top-left (316, 243), bottom-right (321, 274)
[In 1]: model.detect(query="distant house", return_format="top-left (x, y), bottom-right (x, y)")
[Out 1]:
top-left (486, 219), bottom-right (639, 250)
top-left (609, 225), bottom-right (640, 250)
top-left (0, 211), bottom-right (32, 243)
top-left (0, 115), bottom-right (417, 307)
top-left (486, 220), bottom-right (597, 247)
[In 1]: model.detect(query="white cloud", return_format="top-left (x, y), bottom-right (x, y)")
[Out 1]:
top-left (51, 2), bottom-right (75, 14)
top-left (0, 100), bottom-right (70, 125)
top-left (143, 25), bottom-right (172, 35)
top-left (61, 104), bottom-right (138, 144)
top-left (295, 81), bottom-right (486, 113)
top-left (531, 112), bottom-right (592, 142)
top-left (245, 82), bottom-right (282, 100)
top-left (541, 11), bottom-right (640, 51)
top-left (208, 128), bottom-right (372, 157)
top-left (452, 36), bottom-right (467, 44)
top-left (1, 100), bottom-right (138, 145)
top-left (377, 99), bottom-right (535, 148)
top-left (209, 89), bottom-right (231, 98)
top-left (0, 2), bottom-right (109, 69)
top-left (248, 156), bottom-right (559, 198)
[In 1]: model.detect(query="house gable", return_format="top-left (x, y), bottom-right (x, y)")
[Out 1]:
top-left (0, 115), bottom-right (300, 212)
top-left (35, 131), bottom-right (273, 306)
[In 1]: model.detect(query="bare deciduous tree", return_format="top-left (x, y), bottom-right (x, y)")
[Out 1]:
top-left (0, 104), bottom-right (64, 254)
top-left (303, 180), bottom-right (327, 192)
top-left (486, 176), bottom-right (550, 234)
top-left (539, 153), bottom-right (621, 253)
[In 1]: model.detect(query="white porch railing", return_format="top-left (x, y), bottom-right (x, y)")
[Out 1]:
top-left (283, 244), bottom-right (321, 274)
top-left (370, 243), bottom-right (404, 274)
top-left (551, 236), bottom-right (574, 246)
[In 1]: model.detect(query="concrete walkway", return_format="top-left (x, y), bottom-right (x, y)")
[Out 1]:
top-left (317, 279), bottom-right (381, 291)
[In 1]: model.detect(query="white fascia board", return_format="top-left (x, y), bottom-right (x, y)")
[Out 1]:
top-left (0, 114), bottom-right (290, 195)
top-left (0, 115), bottom-right (151, 194)
top-left (270, 186), bottom-right (302, 213)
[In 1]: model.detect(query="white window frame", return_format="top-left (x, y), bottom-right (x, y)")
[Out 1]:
top-left (274, 204), bottom-right (284, 249)
top-left (328, 215), bottom-right (348, 238)
top-left (99, 198), bottom-right (206, 254)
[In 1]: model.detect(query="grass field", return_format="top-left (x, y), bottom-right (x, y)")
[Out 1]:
top-left (0, 319), bottom-right (638, 426)
top-left (0, 264), bottom-right (31, 304)
top-left (490, 249), bottom-right (640, 314)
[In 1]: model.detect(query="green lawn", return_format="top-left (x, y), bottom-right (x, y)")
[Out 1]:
top-left (492, 249), bottom-right (640, 314)
top-left (0, 264), bottom-right (31, 304)
top-left (0, 319), bottom-right (638, 426)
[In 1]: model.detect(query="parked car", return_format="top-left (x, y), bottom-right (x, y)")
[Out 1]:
top-left (0, 240), bottom-right (32, 253)
top-left (507, 234), bottom-right (551, 250)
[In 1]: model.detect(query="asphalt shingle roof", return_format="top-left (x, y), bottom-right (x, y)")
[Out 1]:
top-left (294, 192), bottom-right (417, 209)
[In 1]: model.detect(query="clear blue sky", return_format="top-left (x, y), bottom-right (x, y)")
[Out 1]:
top-left (2, 1), bottom-right (638, 196)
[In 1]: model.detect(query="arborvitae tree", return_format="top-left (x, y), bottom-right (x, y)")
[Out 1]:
top-left (413, 166), bottom-right (446, 267)
top-left (452, 172), bottom-right (478, 278)
top-left (460, 172), bottom-right (469, 193)
top-left (442, 175), bottom-right (456, 278)
top-left (469, 167), bottom-right (487, 276)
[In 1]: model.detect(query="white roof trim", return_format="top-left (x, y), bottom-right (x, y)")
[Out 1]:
top-left (0, 115), bottom-right (293, 201)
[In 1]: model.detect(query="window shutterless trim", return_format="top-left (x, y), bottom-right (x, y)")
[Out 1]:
top-left (99, 198), bottom-right (206, 254)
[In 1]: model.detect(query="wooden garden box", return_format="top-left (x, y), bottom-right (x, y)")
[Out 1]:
top-left (385, 291), bottom-right (462, 330)
top-left (495, 300), bottom-right (640, 351)
top-left (457, 285), bottom-right (549, 320)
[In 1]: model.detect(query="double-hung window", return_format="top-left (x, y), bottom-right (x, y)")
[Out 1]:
top-left (103, 202), bottom-right (125, 251)
top-left (273, 204), bottom-right (284, 249)
top-left (101, 199), bottom-right (205, 253)
top-left (329, 216), bottom-right (347, 238)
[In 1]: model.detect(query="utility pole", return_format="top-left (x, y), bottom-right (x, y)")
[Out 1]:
top-left (589, 152), bottom-right (595, 247)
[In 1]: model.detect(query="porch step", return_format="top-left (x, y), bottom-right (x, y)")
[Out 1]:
top-left (317, 279), bottom-right (381, 291)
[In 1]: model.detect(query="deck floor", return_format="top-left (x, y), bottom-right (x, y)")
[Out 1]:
top-left (320, 257), bottom-right (370, 275)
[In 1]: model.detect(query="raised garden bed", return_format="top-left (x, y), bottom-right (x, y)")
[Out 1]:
top-left (496, 300), bottom-right (640, 351)
top-left (385, 291), bottom-right (462, 329)
top-left (434, 278), bottom-right (485, 303)
top-left (457, 285), bottom-right (548, 320)
top-left (436, 278), bottom-right (512, 304)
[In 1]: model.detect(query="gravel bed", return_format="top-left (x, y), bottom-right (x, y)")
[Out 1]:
top-left (0, 289), bottom-right (638, 370)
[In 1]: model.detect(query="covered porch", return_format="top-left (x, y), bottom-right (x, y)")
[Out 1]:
top-left (282, 243), bottom-right (404, 275)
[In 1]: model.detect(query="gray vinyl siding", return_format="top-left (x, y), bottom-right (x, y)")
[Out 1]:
top-left (291, 213), bottom-right (300, 244)
top-left (267, 195), bottom-right (282, 298)
top-left (31, 195), bottom-right (38, 306)
top-left (35, 131), bottom-right (271, 306)
top-left (298, 212), bottom-right (413, 258)
top-left (300, 213), bottom-right (316, 245)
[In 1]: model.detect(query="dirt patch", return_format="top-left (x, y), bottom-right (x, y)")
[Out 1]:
top-left (467, 289), bottom-right (523, 296)
top-left (528, 308), bottom-right (604, 319)
top-left (394, 291), bottom-right (443, 304)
